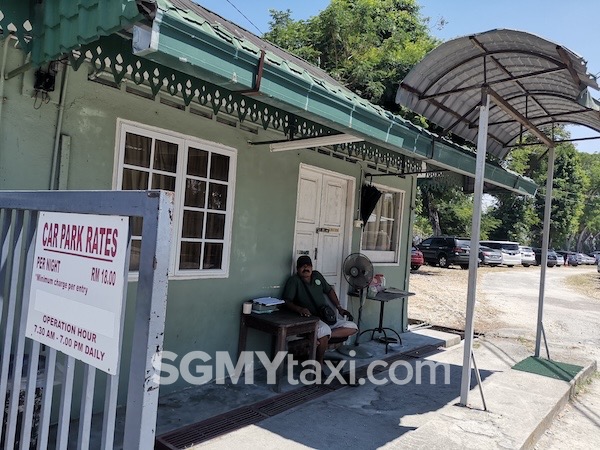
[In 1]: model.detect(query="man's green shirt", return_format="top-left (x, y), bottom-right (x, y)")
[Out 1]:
top-left (282, 271), bottom-right (332, 315)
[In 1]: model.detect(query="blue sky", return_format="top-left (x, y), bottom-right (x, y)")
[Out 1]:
top-left (196, 0), bottom-right (600, 152)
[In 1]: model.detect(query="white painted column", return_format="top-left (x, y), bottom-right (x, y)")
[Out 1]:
top-left (535, 146), bottom-right (555, 356)
top-left (460, 89), bottom-right (490, 406)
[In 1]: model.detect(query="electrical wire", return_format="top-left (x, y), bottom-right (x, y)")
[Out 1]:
top-left (222, 0), bottom-right (263, 35)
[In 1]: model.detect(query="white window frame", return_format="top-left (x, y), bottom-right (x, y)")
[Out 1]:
top-left (360, 184), bottom-right (405, 264)
top-left (114, 119), bottom-right (236, 279)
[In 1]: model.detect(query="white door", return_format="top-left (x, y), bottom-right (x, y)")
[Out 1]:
top-left (293, 166), bottom-right (349, 299)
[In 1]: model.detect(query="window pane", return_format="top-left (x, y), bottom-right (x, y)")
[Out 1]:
top-left (179, 242), bottom-right (201, 269)
top-left (208, 183), bottom-right (228, 210)
top-left (182, 211), bottom-right (204, 238)
top-left (124, 133), bottom-right (151, 167)
top-left (131, 217), bottom-right (143, 236)
top-left (129, 239), bottom-right (141, 271)
top-left (151, 174), bottom-right (176, 191)
top-left (203, 243), bottom-right (223, 269)
top-left (154, 140), bottom-right (178, 173)
top-left (184, 179), bottom-right (206, 207)
top-left (363, 192), bottom-right (397, 251)
top-left (206, 213), bottom-right (225, 239)
top-left (122, 169), bottom-right (148, 190)
top-left (188, 147), bottom-right (208, 177)
top-left (210, 153), bottom-right (229, 181)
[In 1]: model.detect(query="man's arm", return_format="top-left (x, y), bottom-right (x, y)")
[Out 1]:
top-left (285, 300), bottom-right (311, 317)
top-left (326, 289), bottom-right (352, 319)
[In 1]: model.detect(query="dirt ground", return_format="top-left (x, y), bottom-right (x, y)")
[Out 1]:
top-left (407, 264), bottom-right (600, 334)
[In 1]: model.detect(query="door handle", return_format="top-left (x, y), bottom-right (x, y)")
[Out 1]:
top-left (316, 227), bottom-right (330, 233)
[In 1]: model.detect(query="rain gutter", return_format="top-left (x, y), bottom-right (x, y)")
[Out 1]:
top-left (134, 5), bottom-right (537, 196)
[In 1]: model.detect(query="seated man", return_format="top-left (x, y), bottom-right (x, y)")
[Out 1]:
top-left (282, 255), bottom-right (358, 365)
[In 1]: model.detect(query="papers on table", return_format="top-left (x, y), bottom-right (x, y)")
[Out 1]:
top-left (252, 297), bottom-right (285, 306)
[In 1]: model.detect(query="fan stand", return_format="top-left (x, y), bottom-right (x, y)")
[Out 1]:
top-left (337, 287), bottom-right (373, 359)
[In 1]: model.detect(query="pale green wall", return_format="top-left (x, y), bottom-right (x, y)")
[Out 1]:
top-left (0, 45), bottom-right (415, 395)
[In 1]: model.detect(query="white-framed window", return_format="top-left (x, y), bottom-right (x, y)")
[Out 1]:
top-left (115, 120), bottom-right (236, 278)
top-left (360, 185), bottom-right (404, 264)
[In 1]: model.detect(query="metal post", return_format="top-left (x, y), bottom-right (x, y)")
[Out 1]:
top-left (460, 88), bottom-right (490, 406)
top-left (123, 191), bottom-right (173, 449)
top-left (535, 146), bottom-right (555, 356)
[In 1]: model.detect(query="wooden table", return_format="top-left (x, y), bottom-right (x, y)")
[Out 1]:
top-left (237, 309), bottom-right (319, 392)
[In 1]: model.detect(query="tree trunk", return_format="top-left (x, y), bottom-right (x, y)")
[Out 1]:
top-left (423, 190), bottom-right (442, 236)
top-left (576, 226), bottom-right (589, 252)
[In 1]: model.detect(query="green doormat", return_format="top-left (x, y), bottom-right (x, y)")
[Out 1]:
top-left (512, 356), bottom-right (582, 381)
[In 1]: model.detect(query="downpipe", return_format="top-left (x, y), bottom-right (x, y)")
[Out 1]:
top-left (49, 62), bottom-right (69, 190)
top-left (0, 37), bottom-right (10, 126)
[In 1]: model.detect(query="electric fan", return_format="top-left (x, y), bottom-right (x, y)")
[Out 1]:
top-left (337, 253), bottom-right (374, 358)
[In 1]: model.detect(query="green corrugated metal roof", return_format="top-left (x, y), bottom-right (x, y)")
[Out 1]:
top-left (31, 0), bottom-right (143, 66)
top-left (138, 0), bottom-right (536, 195)
top-left (0, 0), bottom-right (536, 195)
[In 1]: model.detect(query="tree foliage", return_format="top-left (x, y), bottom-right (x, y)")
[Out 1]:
top-left (265, 0), bottom-right (438, 111)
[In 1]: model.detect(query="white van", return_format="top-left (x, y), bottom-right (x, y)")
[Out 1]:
top-left (479, 241), bottom-right (521, 267)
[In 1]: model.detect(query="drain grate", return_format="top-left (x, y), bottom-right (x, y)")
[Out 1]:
top-left (155, 385), bottom-right (334, 449)
top-left (254, 384), bottom-right (333, 416)
top-left (155, 406), bottom-right (266, 450)
top-left (155, 344), bottom-right (443, 449)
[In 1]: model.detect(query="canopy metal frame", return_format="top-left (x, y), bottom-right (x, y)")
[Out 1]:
top-left (396, 29), bottom-right (600, 407)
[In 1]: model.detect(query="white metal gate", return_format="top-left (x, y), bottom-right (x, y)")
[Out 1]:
top-left (0, 190), bottom-right (173, 449)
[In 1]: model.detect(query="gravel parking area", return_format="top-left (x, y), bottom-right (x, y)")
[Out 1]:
top-left (407, 264), bottom-right (600, 334)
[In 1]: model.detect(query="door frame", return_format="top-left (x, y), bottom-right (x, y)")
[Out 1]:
top-left (292, 163), bottom-right (356, 306)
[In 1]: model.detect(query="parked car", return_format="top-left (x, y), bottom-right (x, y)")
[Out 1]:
top-left (416, 236), bottom-right (471, 269)
top-left (556, 250), bottom-right (578, 266)
top-left (577, 253), bottom-right (596, 265)
top-left (519, 245), bottom-right (536, 267)
top-left (411, 246), bottom-right (424, 271)
top-left (479, 240), bottom-right (521, 267)
top-left (555, 253), bottom-right (564, 267)
top-left (588, 251), bottom-right (600, 263)
top-left (478, 245), bottom-right (502, 266)
top-left (532, 248), bottom-right (557, 267)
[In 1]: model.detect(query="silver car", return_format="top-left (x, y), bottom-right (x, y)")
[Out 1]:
top-left (479, 246), bottom-right (502, 266)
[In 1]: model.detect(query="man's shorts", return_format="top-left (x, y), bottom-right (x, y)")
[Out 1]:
top-left (317, 318), bottom-right (358, 339)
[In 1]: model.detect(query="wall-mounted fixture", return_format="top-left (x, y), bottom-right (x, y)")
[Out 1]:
top-left (34, 67), bottom-right (56, 92)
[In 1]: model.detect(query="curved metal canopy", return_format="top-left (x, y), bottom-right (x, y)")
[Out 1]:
top-left (396, 29), bottom-right (600, 160)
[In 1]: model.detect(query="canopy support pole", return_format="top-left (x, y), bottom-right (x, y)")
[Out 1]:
top-left (535, 146), bottom-right (555, 357)
top-left (460, 88), bottom-right (489, 406)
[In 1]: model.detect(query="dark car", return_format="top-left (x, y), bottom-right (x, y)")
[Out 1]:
top-left (532, 248), bottom-right (557, 267)
top-left (416, 236), bottom-right (471, 269)
top-left (411, 246), bottom-right (424, 271)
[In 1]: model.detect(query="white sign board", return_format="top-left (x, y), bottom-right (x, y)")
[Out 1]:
top-left (26, 212), bottom-right (129, 374)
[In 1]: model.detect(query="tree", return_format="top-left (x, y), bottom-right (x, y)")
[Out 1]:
top-left (264, 0), bottom-right (438, 112)
top-left (572, 152), bottom-right (600, 252)
top-left (491, 129), bottom-right (587, 249)
top-left (488, 193), bottom-right (535, 243)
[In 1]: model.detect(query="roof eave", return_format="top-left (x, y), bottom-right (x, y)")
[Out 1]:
top-left (133, 4), bottom-right (540, 196)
